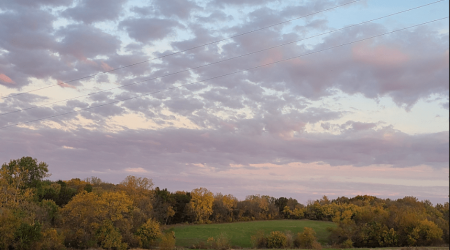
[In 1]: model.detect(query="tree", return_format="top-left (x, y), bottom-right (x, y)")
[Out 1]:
top-left (119, 176), bottom-right (153, 210)
top-left (1, 157), bottom-right (49, 190)
top-left (0, 166), bottom-right (34, 208)
top-left (85, 176), bottom-right (103, 186)
top-left (212, 193), bottom-right (237, 222)
top-left (188, 187), bottom-right (214, 223)
top-left (136, 218), bottom-right (162, 248)
top-left (171, 191), bottom-right (191, 224)
top-left (96, 220), bottom-right (128, 250)
top-left (60, 191), bottom-right (133, 248)
top-left (275, 197), bottom-right (289, 215)
top-left (0, 209), bottom-right (21, 250)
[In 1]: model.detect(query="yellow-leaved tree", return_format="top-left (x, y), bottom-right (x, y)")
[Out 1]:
top-left (0, 157), bottom-right (50, 250)
top-left (188, 187), bottom-right (214, 223)
top-left (60, 190), bottom-right (133, 248)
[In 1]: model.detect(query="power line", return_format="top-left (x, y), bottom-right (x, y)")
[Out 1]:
top-left (1, 0), bottom-right (364, 100)
top-left (1, 17), bottom-right (447, 129)
top-left (0, 0), bottom-right (444, 117)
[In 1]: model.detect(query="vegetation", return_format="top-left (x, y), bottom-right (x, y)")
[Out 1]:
top-left (0, 157), bottom-right (448, 250)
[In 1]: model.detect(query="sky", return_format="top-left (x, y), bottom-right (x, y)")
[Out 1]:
top-left (0, 0), bottom-right (448, 204)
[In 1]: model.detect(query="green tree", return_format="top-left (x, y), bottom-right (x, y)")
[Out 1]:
top-left (1, 157), bottom-right (49, 190)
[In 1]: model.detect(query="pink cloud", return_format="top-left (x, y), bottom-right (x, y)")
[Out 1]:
top-left (261, 49), bottom-right (284, 66)
top-left (101, 62), bottom-right (114, 71)
top-left (352, 41), bottom-right (409, 66)
top-left (57, 80), bottom-right (76, 89)
top-left (0, 73), bottom-right (14, 84)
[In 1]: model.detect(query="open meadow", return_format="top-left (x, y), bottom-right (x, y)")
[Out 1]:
top-left (167, 219), bottom-right (336, 248)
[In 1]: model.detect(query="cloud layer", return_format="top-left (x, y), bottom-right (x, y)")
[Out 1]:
top-left (0, 0), bottom-right (448, 201)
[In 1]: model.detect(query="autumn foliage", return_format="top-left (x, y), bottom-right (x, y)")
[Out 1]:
top-left (0, 157), bottom-right (448, 250)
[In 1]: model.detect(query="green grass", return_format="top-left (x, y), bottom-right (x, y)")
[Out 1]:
top-left (168, 219), bottom-right (336, 248)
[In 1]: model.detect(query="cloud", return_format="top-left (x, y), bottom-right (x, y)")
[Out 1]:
top-left (0, 73), bottom-right (14, 84)
top-left (210, 0), bottom-right (277, 7)
top-left (119, 18), bottom-right (181, 43)
top-left (352, 41), bottom-right (409, 66)
top-left (0, 123), bottom-right (447, 204)
top-left (57, 24), bottom-right (121, 60)
top-left (0, 0), bottom-right (447, 203)
top-left (341, 121), bottom-right (378, 131)
top-left (125, 167), bottom-right (149, 173)
top-left (0, 0), bottom-right (73, 8)
top-left (57, 80), bottom-right (76, 89)
top-left (153, 0), bottom-right (201, 19)
top-left (63, 0), bottom-right (127, 24)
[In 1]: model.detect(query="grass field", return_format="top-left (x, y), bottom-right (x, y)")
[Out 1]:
top-left (167, 220), bottom-right (336, 248)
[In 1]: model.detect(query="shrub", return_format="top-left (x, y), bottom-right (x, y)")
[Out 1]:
top-left (341, 239), bottom-right (353, 248)
top-left (284, 231), bottom-right (294, 248)
top-left (251, 230), bottom-right (267, 249)
top-left (267, 231), bottom-right (288, 249)
top-left (160, 232), bottom-right (176, 250)
top-left (294, 227), bottom-right (318, 249)
top-left (136, 218), bottom-right (162, 248)
top-left (311, 241), bottom-right (322, 250)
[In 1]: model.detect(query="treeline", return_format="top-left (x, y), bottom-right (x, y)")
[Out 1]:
top-left (0, 157), bottom-right (448, 250)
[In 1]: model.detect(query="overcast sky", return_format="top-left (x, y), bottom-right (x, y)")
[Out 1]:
top-left (0, 0), bottom-right (448, 204)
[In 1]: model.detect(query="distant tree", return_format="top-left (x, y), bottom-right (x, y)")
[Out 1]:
top-left (60, 191), bottom-right (133, 248)
top-left (153, 187), bottom-right (176, 224)
top-left (212, 193), bottom-right (237, 223)
top-left (170, 191), bottom-right (191, 224)
top-left (1, 157), bottom-right (50, 190)
top-left (85, 176), bottom-right (103, 186)
top-left (275, 197), bottom-right (289, 215)
top-left (119, 176), bottom-right (154, 228)
top-left (188, 187), bottom-right (214, 223)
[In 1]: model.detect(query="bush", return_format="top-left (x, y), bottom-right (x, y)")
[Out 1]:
top-left (294, 227), bottom-right (318, 249)
top-left (136, 218), bottom-right (162, 248)
top-left (267, 231), bottom-right (288, 249)
top-left (284, 231), bottom-right (294, 248)
top-left (251, 230), bottom-right (268, 249)
top-left (341, 239), bottom-right (353, 248)
top-left (160, 232), bottom-right (176, 250)
top-left (311, 241), bottom-right (322, 250)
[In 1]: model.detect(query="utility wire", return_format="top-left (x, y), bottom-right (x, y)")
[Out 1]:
top-left (1, 17), bottom-right (447, 129)
top-left (0, 0), bottom-right (444, 117)
top-left (1, 0), bottom-right (364, 100)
